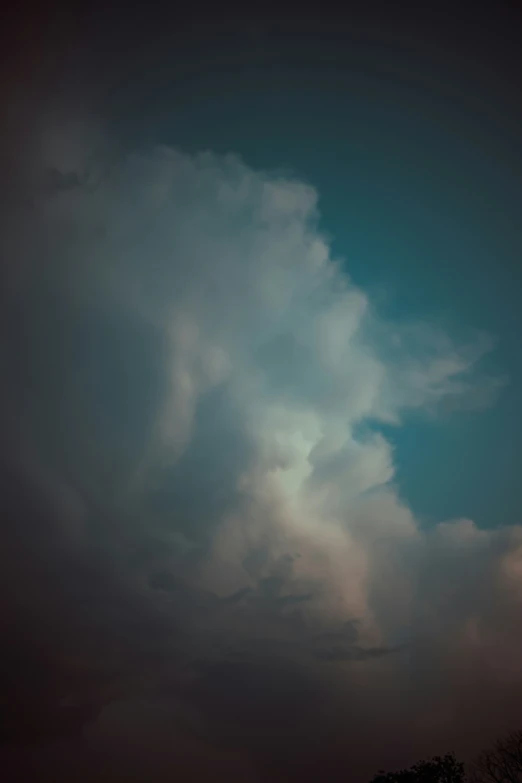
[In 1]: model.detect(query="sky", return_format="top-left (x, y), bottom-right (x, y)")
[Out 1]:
top-left (1, 4), bottom-right (522, 782)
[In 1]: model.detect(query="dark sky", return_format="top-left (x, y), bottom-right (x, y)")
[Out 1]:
top-left (1, 3), bottom-right (522, 782)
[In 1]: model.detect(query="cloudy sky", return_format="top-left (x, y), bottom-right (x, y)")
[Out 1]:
top-left (1, 4), bottom-right (522, 782)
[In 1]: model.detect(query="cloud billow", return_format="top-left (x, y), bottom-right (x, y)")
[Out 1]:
top-left (0, 125), bottom-right (519, 782)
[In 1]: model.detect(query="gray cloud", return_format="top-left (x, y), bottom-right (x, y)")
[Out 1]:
top-left (0, 119), bottom-right (520, 782)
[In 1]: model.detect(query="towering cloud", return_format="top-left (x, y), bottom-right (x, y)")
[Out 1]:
top-left (0, 123), bottom-right (519, 782)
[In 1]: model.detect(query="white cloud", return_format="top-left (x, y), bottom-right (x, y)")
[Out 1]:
top-left (2, 122), bottom-right (521, 773)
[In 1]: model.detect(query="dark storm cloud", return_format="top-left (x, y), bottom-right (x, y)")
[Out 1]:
top-left (0, 113), bottom-right (520, 783)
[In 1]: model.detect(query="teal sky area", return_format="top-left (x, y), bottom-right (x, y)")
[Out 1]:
top-left (89, 14), bottom-right (522, 529)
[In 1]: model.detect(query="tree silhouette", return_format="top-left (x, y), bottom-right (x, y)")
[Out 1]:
top-left (370, 752), bottom-right (466, 783)
top-left (469, 730), bottom-right (522, 783)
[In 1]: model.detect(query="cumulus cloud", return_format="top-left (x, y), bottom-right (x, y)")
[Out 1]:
top-left (0, 120), bottom-right (520, 782)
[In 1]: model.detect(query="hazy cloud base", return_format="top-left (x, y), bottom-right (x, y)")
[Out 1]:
top-left (0, 119), bottom-right (520, 782)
